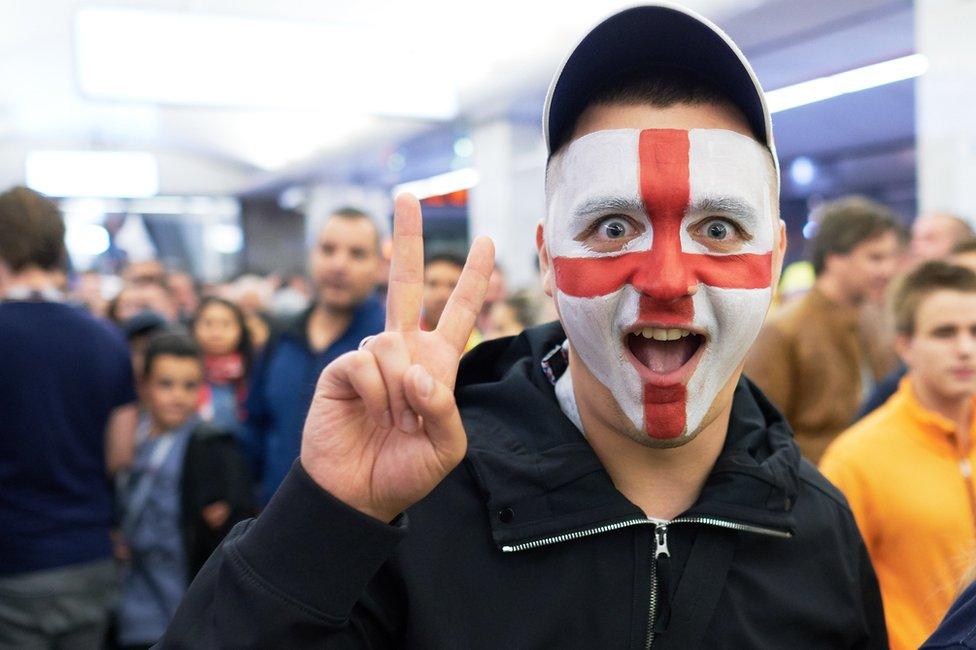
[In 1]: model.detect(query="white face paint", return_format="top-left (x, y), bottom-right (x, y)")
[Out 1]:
top-left (545, 128), bottom-right (777, 442)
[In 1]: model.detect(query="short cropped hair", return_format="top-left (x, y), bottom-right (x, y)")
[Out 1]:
top-left (809, 197), bottom-right (904, 276)
top-left (550, 65), bottom-right (753, 158)
top-left (143, 332), bottom-right (203, 379)
top-left (0, 186), bottom-right (65, 272)
top-left (323, 206), bottom-right (381, 252)
top-left (952, 237), bottom-right (976, 257)
top-left (425, 251), bottom-right (466, 271)
top-left (891, 261), bottom-right (976, 336)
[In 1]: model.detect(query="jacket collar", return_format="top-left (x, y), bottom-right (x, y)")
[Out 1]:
top-left (891, 376), bottom-right (975, 453)
top-left (281, 294), bottom-right (383, 350)
top-left (457, 321), bottom-right (800, 551)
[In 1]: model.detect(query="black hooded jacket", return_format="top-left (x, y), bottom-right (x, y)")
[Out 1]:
top-left (158, 322), bottom-right (887, 649)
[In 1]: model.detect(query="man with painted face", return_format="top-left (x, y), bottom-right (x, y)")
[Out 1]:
top-left (160, 5), bottom-right (887, 648)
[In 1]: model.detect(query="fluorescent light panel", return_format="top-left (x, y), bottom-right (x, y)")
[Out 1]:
top-left (75, 7), bottom-right (458, 120)
top-left (393, 168), bottom-right (479, 200)
top-left (26, 151), bottom-right (159, 198)
top-left (767, 54), bottom-right (928, 113)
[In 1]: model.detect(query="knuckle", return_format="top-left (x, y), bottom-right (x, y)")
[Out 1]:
top-left (368, 331), bottom-right (402, 353)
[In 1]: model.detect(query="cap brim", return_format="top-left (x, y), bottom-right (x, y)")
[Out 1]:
top-left (544, 3), bottom-right (773, 157)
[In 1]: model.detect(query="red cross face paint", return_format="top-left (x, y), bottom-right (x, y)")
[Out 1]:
top-left (546, 128), bottom-right (777, 442)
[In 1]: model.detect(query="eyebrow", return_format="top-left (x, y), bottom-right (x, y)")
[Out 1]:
top-left (573, 196), bottom-right (646, 218)
top-left (689, 196), bottom-right (758, 222)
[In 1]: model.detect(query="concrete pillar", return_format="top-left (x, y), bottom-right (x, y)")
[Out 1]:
top-left (916, 0), bottom-right (976, 222)
top-left (468, 119), bottom-right (547, 291)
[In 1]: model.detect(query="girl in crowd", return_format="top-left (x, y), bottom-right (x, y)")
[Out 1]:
top-left (192, 297), bottom-right (252, 438)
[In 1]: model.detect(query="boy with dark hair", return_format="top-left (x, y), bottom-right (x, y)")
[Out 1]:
top-left (421, 252), bottom-right (485, 350)
top-left (162, 5), bottom-right (885, 647)
top-left (0, 186), bottom-right (138, 649)
top-left (746, 195), bottom-right (905, 461)
top-left (115, 333), bottom-right (253, 649)
top-left (822, 261), bottom-right (976, 650)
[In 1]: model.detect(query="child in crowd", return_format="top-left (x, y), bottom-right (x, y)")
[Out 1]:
top-left (192, 296), bottom-right (252, 437)
top-left (115, 333), bottom-right (254, 650)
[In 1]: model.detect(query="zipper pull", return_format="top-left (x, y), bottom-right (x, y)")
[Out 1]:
top-left (653, 524), bottom-right (672, 633)
top-left (655, 524), bottom-right (670, 558)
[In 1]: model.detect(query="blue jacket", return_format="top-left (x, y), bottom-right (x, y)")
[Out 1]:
top-left (245, 297), bottom-right (385, 504)
top-left (923, 579), bottom-right (976, 649)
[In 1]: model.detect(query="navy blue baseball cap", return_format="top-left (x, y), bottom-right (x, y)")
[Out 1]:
top-left (544, 2), bottom-right (776, 164)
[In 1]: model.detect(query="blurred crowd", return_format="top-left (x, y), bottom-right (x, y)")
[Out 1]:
top-left (0, 187), bottom-right (556, 649)
top-left (4, 180), bottom-right (976, 649)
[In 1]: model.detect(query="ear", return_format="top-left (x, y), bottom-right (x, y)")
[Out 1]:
top-left (772, 219), bottom-right (788, 282)
top-left (0, 259), bottom-right (10, 297)
top-left (894, 333), bottom-right (912, 366)
top-left (536, 220), bottom-right (554, 298)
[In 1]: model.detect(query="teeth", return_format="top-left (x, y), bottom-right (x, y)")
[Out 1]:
top-left (639, 327), bottom-right (691, 341)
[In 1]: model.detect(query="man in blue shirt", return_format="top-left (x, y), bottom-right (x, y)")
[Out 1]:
top-left (0, 187), bottom-right (138, 648)
top-left (246, 207), bottom-right (385, 504)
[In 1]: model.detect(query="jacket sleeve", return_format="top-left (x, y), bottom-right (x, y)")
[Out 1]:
top-left (157, 461), bottom-right (408, 649)
top-left (242, 348), bottom-right (273, 481)
top-left (210, 436), bottom-right (256, 529)
top-left (855, 536), bottom-right (889, 649)
top-left (743, 323), bottom-right (795, 420)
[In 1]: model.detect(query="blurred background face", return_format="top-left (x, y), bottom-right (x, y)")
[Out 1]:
top-left (194, 301), bottom-right (241, 356)
top-left (145, 355), bottom-right (203, 431)
top-left (169, 272), bottom-right (199, 316)
top-left (911, 214), bottom-right (973, 262)
top-left (831, 231), bottom-right (902, 303)
top-left (423, 260), bottom-right (462, 328)
top-left (900, 290), bottom-right (976, 402)
top-left (124, 260), bottom-right (167, 286)
top-left (309, 216), bottom-right (380, 312)
top-left (485, 300), bottom-right (523, 339)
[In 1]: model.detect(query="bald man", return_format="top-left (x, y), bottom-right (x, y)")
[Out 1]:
top-left (911, 212), bottom-right (974, 262)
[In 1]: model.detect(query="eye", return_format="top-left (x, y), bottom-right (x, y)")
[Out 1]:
top-left (690, 216), bottom-right (751, 252)
top-left (703, 219), bottom-right (732, 240)
top-left (602, 218), bottom-right (629, 239)
top-left (575, 214), bottom-right (643, 253)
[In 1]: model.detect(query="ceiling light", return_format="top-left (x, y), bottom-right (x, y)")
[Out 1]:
top-left (75, 7), bottom-right (458, 120)
top-left (789, 157), bottom-right (817, 186)
top-left (66, 223), bottom-right (110, 257)
top-left (207, 224), bottom-right (244, 255)
top-left (393, 168), bottom-right (479, 200)
top-left (26, 151), bottom-right (158, 198)
top-left (766, 54), bottom-right (928, 113)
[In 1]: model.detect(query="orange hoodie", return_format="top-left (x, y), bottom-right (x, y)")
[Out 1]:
top-left (820, 378), bottom-right (976, 650)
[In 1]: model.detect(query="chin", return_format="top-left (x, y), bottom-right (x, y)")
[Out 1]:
top-left (628, 426), bottom-right (702, 449)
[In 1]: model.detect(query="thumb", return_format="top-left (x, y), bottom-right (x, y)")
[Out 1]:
top-left (403, 364), bottom-right (466, 462)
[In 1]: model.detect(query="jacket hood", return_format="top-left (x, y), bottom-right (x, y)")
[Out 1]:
top-left (456, 321), bottom-right (800, 550)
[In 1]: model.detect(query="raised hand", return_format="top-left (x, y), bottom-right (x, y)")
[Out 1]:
top-left (300, 193), bottom-right (495, 523)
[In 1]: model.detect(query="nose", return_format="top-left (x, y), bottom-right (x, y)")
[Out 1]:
top-left (630, 244), bottom-right (698, 302)
top-left (959, 333), bottom-right (976, 357)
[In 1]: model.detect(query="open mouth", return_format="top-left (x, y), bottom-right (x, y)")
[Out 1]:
top-left (625, 327), bottom-right (705, 379)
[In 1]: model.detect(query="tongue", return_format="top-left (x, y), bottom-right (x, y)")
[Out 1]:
top-left (629, 336), bottom-right (698, 374)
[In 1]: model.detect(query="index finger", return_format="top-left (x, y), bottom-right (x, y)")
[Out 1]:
top-left (385, 193), bottom-right (425, 331)
top-left (436, 236), bottom-right (495, 353)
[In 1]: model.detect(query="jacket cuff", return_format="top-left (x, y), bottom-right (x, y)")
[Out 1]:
top-left (232, 459), bottom-right (407, 620)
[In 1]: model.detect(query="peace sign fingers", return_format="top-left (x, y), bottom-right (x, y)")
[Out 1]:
top-left (436, 236), bottom-right (495, 355)
top-left (385, 193), bottom-right (425, 332)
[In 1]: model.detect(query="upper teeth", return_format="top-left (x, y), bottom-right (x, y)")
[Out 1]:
top-left (639, 327), bottom-right (691, 341)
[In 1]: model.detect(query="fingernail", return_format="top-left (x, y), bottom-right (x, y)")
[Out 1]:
top-left (381, 410), bottom-right (393, 429)
top-left (416, 367), bottom-right (433, 398)
top-left (400, 410), bottom-right (418, 432)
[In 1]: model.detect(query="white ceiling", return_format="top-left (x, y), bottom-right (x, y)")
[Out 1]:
top-left (0, 0), bottom-right (760, 195)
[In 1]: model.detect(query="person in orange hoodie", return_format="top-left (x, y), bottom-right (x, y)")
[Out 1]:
top-left (821, 260), bottom-right (976, 650)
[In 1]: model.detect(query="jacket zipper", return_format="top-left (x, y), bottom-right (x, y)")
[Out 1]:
top-left (959, 457), bottom-right (976, 534)
top-left (501, 516), bottom-right (790, 648)
top-left (646, 523), bottom-right (669, 649)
